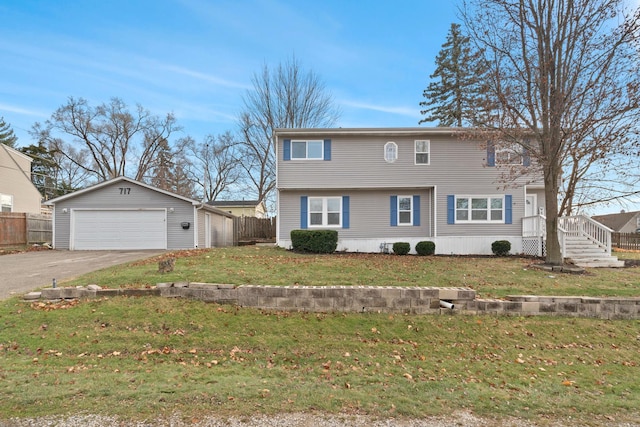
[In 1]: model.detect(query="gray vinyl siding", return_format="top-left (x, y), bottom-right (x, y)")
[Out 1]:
top-left (52, 181), bottom-right (195, 250)
top-left (278, 134), bottom-right (498, 189)
top-left (278, 189), bottom-right (433, 242)
top-left (277, 130), bottom-right (539, 240)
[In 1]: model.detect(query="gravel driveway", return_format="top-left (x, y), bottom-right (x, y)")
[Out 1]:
top-left (0, 249), bottom-right (163, 300)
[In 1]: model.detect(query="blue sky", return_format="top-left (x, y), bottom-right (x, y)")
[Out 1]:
top-left (2, 0), bottom-right (638, 214)
top-left (0, 0), bottom-right (458, 146)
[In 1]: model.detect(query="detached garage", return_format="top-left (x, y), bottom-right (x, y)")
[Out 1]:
top-left (46, 176), bottom-right (235, 250)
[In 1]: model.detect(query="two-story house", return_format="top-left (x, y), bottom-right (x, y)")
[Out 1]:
top-left (274, 127), bottom-right (548, 255)
top-left (0, 144), bottom-right (42, 214)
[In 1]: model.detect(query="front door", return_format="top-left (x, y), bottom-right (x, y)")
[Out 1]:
top-left (523, 195), bottom-right (537, 236)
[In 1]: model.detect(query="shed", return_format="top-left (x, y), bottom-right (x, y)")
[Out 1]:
top-left (45, 176), bottom-right (235, 250)
top-left (207, 200), bottom-right (267, 218)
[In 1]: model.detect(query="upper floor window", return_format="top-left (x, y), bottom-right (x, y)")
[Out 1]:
top-left (384, 142), bottom-right (398, 163)
top-left (292, 140), bottom-right (324, 160)
top-left (309, 197), bottom-right (342, 227)
top-left (496, 146), bottom-right (524, 165)
top-left (415, 140), bottom-right (430, 164)
top-left (456, 196), bottom-right (504, 222)
top-left (0, 194), bottom-right (12, 212)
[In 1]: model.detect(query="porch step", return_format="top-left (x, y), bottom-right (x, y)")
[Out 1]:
top-left (564, 237), bottom-right (624, 268)
top-left (567, 257), bottom-right (626, 268)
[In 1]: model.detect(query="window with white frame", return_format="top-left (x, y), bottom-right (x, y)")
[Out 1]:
top-left (384, 141), bottom-right (397, 163)
top-left (456, 196), bottom-right (504, 222)
top-left (0, 194), bottom-right (12, 212)
top-left (309, 197), bottom-right (342, 227)
top-left (398, 196), bottom-right (413, 225)
top-left (292, 140), bottom-right (323, 159)
top-left (496, 145), bottom-right (524, 165)
top-left (415, 140), bottom-right (430, 164)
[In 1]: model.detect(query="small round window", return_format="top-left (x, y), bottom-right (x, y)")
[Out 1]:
top-left (384, 141), bottom-right (398, 163)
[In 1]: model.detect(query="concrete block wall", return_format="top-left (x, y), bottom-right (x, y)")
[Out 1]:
top-left (24, 283), bottom-right (640, 319)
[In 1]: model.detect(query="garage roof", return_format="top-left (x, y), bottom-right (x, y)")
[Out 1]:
top-left (45, 176), bottom-right (235, 218)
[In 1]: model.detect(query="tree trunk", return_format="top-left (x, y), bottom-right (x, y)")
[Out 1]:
top-left (544, 166), bottom-right (563, 265)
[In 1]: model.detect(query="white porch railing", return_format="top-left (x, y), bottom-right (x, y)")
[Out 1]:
top-left (558, 215), bottom-right (612, 254)
top-left (523, 214), bottom-right (612, 258)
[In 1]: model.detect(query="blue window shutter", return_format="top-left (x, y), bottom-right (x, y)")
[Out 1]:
top-left (300, 196), bottom-right (308, 229)
top-left (447, 195), bottom-right (455, 224)
top-left (342, 196), bottom-right (350, 229)
top-left (505, 195), bottom-right (512, 224)
top-left (390, 196), bottom-right (398, 226)
top-left (487, 141), bottom-right (495, 167)
top-left (283, 139), bottom-right (291, 161)
top-left (324, 139), bottom-right (331, 161)
top-left (523, 148), bottom-right (530, 166)
top-left (413, 195), bottom-right (420, 226)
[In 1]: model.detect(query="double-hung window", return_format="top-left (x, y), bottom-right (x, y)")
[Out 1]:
top-left (0, 194), bottom-right (12, 212)
top-left (415, 140), bottom-right (430, 164)
top-left (398, 196), bottom-right (413, 225)
top-left (455, 196), bottom-right (504, 223)
top-left (309, 197), bottom-right (342, 227)
top-left (292, 140), bottom-right (324, 160)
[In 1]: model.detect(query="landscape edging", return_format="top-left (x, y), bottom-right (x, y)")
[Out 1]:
top-left (24, 283), bottom-right (640, 319)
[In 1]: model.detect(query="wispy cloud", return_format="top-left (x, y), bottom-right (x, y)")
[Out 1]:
top-left (0, 103), bottom-right (48, 118)
top-left (158, 65), bottom-right (250, 90)
top-left (340, 99), bottom-right (421, 119)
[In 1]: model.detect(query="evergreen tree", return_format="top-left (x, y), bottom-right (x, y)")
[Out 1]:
top-left (419, 23), bottom-right (491, 127)
top-left (20, 142), bottom-right (60, 199)
top-left (0, 116), bottom-right (18, 147)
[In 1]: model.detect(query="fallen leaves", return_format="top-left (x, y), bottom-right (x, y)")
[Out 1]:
top-left (30, 300), bottom-right (81, 311)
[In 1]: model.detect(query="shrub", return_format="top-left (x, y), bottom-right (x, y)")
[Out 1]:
top-left (392, 242), bottom-right (411, 255)
top-left (415, 241), bottom-right (436, 256)
top-left (491, 240), bottom-right (511, 256)
top-left (290, 229), bottom-right (338, 254)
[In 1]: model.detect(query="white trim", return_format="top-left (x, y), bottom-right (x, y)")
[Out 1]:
top-left (397, 195), bottom-right (413, 226)
top-left (414, 140), bottom-right (430, 165)
top-left (291, 140), bottom-right (324, 160)
top-left (69, 208), bottom-right (167, 250)
top-left (277, 236), bottom-right (522, 255)
top-left (0, 193), bottom-right (13, 212)
top-left (308, 196), bottom-right (342, 228)
top-left (384, 141), bottom-right (398, 163)
top-left (454, 195), bottom-right (505, 224)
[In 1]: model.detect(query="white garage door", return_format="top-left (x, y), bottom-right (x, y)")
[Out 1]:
top-left (72, 210), bottom-right (167, 250)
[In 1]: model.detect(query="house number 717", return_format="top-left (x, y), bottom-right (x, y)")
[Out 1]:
top-left (119, 187), bottom-right (131, 195)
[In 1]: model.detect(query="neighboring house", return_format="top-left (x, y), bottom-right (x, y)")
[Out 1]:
top-left (207, 200), bottom-right (267, 218)
top-left (0, 144), bottom-right (41, 214)
top-left (274, 127), bottom-right (546, 255)
top-left (592, 211), bottom-right (640, 234)
top-left (45, 176), bottom-right (234, 250)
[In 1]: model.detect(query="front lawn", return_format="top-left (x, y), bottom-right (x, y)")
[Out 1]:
top-left (61, 246), bottom-right (640, 299)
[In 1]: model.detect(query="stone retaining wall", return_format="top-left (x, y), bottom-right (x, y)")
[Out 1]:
top-left (24, 283), bottom-right (640, 319)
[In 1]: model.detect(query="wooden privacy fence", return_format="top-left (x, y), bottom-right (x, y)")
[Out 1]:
top-left (233, 216), bottom-right (276, 244)
top-left (0, 213), bottom-right (52, 246)
top-left (612, 232), bottom-right (640, 251)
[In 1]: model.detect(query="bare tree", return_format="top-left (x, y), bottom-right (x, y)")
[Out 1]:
top-left (462, 0), bottom-right (640, 265)
top-left (238, 56), bottom-right (341, 203)
top-left (32, 97), bottom-right (181, 184)
top-left (185, 131), bottom-right (242, 202)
